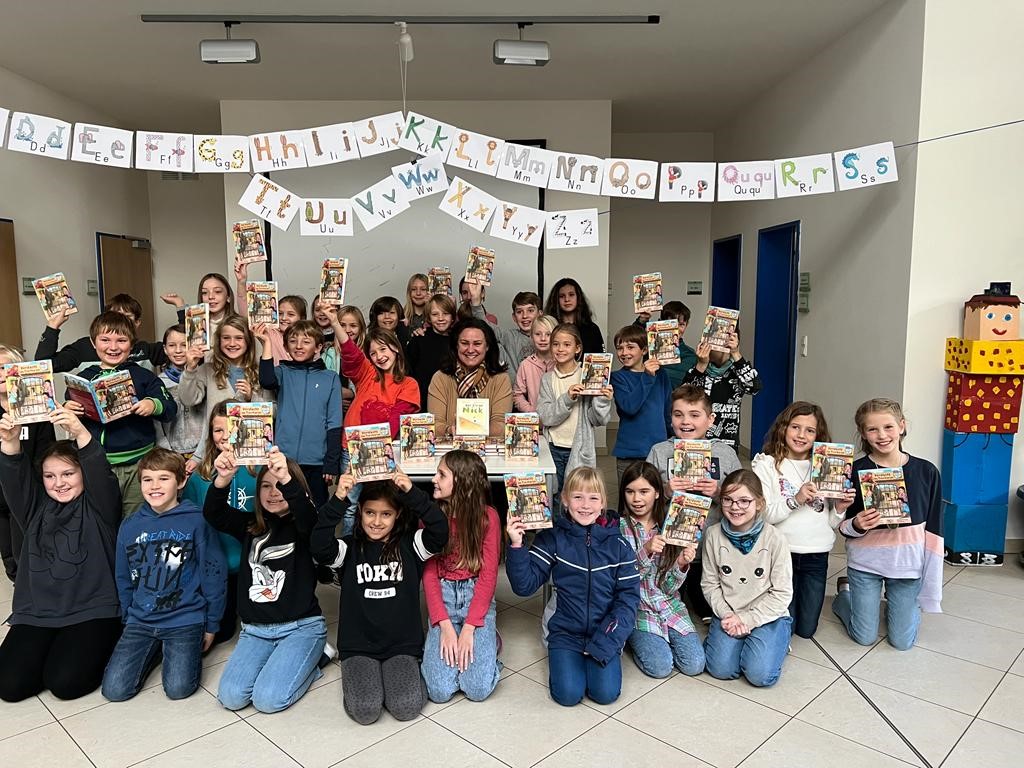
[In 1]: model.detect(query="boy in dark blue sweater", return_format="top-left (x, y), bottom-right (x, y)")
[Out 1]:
top-left (610, 325), bottom-right (671, 483)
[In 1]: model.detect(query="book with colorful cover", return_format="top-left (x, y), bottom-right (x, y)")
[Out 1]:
top-left (427, 266), bottom-right (453, 297)
top-left (33, 272), bottom-right (78, 321)
top-left (64, 370), bottom-right (137, 424)
top-left (646, 319), bottom-right (681, 365)
top-left (633, 272), bottom-right (664, 314)
top-left (346, 423), bottom-right (396, 481)
top-left (580, 353), bottom-right (613, 394)
top-left (320, 257), bottom-right (349, 305)
top-left (671, 439), bottom-right (713, 484)
top-left (398, 413), bottom-right (436, 462)
top-left (662, 492), bottom-right (713, 547)
top-left (3, 360), bottom-right (56, 425)
top-left (465, 246), bottom-right (495, 286)
top-left (700, 306), bottom-right (740, 353)
top-left (226, 402), bottom-right (274, 466)
top-left (455, 398), bottom-right (489, 437)
top-left (184, 303), bottom-right (211, 351)
top-left (232, 219), bottom-right (267, 265)
top-left (504, 471), bottom-right (553, 530)
top-left (858, 467), bottom-right (911, 525)
top-left (246, 281), bottom-right (279, 328)
top-left (810, 442), bottom-right (855, 499)
top-left (504, 412), bottom-right (540, 463)
top-left (452, 435), bottom-right (487, 457)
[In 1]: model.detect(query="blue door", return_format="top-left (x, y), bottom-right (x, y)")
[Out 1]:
top-left (711, 235), bottom-right (741, 311)
top-left (750, 222), bottom-right (799, 453)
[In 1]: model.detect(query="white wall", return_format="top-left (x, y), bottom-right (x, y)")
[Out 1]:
top-left (904, 0), bottom-right (1024, 537)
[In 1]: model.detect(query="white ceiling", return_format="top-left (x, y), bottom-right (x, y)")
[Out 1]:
top-left (0, 0), bottom-right (891, 133)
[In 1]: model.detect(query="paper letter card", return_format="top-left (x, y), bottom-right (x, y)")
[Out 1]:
top-left (496, 144), bottom-right (554, 188)
top-left (346, 423), bottom-right (396, 481)
top-left (135, 131), bottom-right (193, 171)
top-left (833, 141), bottom-right (898, 191)
top-left (70, 124), bottom-right (132, 168)
top-left (504, 413), bottom-right (540, 463)
top-left (717, 161), bottom-right (775, 201)
top-left (194, 135), bottom-right (250, 173)
top-left (774, 153), bottom-right (835, 198)
top-left (659, 162), bottom-right (716, 202)
top-left (320, 258), bottom-right (349, 305)
top-left (233, 219), bottom-right (267, 264)
top-left (3, 360), bottom-right (56, 425)
top-left (246, 281), bottom-right (279, 329)
top-left (601, 158), bottom-right (658, 199)
top-left (633, 272), bottom-right (664, 314)
top-left (33, 272), bottom-right (78, 321)
top-left (455, 398), bottom-right (490, 437)
top-left (352, 111), bottom-right (404, 158)
top-left (547, 151), bottom-right (604, 195)
top-left (301, 199), bottom-right (353, 237)
top-left (489, 202), bottom-right (545, 248)
top-left (439, 177), bottom-right (498, 232)
top-left (647, 320), bottom-right (681, 365)
top-left (662, 492), bottom-right (712, 547)
top-left (427, 267), bottom-right (453, 297)
top-left (810, 442), bottom-right (855, 499)
top-left (504, 471), bottom-right (552, 530)
top-left (185, 303), bottom-right (211, 351)
top-left (65, 370), bottom-right (137, 424)
top-left (238, 174), bottom-right (300, 231)
top-left (249, 131), bottom-right (307, 172)
top-left (399, 413), bottom-right (436, 462)
top-left (398, 112), bottom-right (454, 157)
top-left (671, 439), bottom-right (713, 484)
top-left (465, 246), bottom-right (495, 286)
top-left (581, 353), bottom-right (613, 394)
top-left (858, 467), bottom-right (911, 525)
top-left (391, 154), bottom-right (449, 199)
top-left (352, 176), bottom-right (410, 233)
top-left (7, 112), bottom-right (72, 160)
top-left (227, 402), bottom-right (275, 466)
top-left (701, 306), bottom-right (740, 353)
top-left (545, 209), bottom-right (599, 249)
top-left (446, 129), bottom-right (504, 177)
top-left (301, 123), bottom-right (361, 166)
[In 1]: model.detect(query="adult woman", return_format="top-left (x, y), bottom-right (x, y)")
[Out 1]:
top-left (544, 278), bottom-right (604, 354)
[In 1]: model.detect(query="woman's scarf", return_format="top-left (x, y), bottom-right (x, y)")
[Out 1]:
top-left (455, 363), bottom-right (488, 398)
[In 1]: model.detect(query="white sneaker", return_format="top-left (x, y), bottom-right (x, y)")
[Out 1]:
top-left (319, 641), bottom-right (338, 669)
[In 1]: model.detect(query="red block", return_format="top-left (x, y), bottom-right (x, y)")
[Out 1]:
top-left (945, 372), bottom-right (1023, 433)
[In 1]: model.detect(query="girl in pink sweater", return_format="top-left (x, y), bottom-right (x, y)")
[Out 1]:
top-left (514, 314), bottom-right (557, 415)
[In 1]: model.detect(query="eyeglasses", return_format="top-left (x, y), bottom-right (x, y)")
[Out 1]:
top-left (721, 497), bottom-right (755, 510)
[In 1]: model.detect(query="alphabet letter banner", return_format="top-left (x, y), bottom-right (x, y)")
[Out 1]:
top-left (194, 135), bottom-right (250, 173)
top-left (135, 131), bottom-right (194, 172)
top-left (495, 143), bottom-right (554, 188)
top-left (352, 176), bottom-right (411, 232)
top-left (658, 162), bottom-right (716, 202)
top-left (352, 112), bottom-right (405, 158)
top-left (546, 151), bottom-right (605, 196)
top-left (716, 161), bottom-right (775, 201)
top-left (545, 209), bottom-right (600, 250)
top-left (301, 123), bottom-right (360, 167)
top-left (438, 176), bottom-right (498, 232)
top-left (391, 154), bottom-right (449, 200)
top-left (300, 198), bottom-right (353, 237)
top-left (600, 158), bottom-right (659, 199)
top-left (445, 129), bottom-right (505, 177)
top-left (238, 173), bottom-right (300, 231)
top-left (488, 201), bottom-right (546, 248)
top-left (7, 112), bottom-right (72, 160)
top-left (833, 141), bottom-right (898, 191)
top-left (249, 131), bottom-right (307, 172)
top-left (70, 123), bottom-right (133, 168)
top-left (774, 153), bottom-right (835, 198)
top-left (397, 112), bottom-right (454, 158)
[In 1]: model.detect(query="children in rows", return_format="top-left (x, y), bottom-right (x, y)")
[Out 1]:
top-left (406, 294), bottom-right (456, 407)
top-left (506, 467), bottom-right (640, 706)
top-left (404, 273), bottom-right (430, 333)
top-left (618, 461), bottom-right (705, 677)
top-left (204, 447), bottom-right (327, 713)
top-left (513, 314), bottom-right (556, 414)
top-left (834, 398), bottom-right (943, 651)
top-left (464, 282), bottom-right (540, 382)
top-left (421, 451), bottom-right (502, 703)
top-left (646, 385), bottom-right (741, 622)
top-left (63, 312), bottom-right (177, 518)
top-left (257, 320), bottom-right (342, 507)
top-left (312, 472), bottom-right (449, 725)
top-left (752, 402), bottom-right (855, 639)
top-left (155, 324), bottom-right (205, 466)
top-left (0, 408), bottom-right (122, 702)
top-left (682, 332), bottom-right (761, 449)
top-left (162, 272), bottom-right (239, 343)
top-left (703, 469), bottom-right (793, 688)
top-left (102, 449), bottom-right (227, 702)
top-left (544, 278), bottom-right (605, 354)
top-left (369, 296), bottom-right (410, 347)
top-left (611, 325), bottom-right (671, 482)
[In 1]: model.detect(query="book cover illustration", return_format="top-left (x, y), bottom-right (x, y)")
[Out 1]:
top-left (64, 370), bottom-right (138, 424)
top-left (184, 303), bottom-right (211, 351)
top-left (455, 398), bottom-right (490, 437)
top-left (320, 257), bottom-right (349, 306)
top-left (33, 272), bottom-right (78, 321)
top-left (246, 281), bottom-right (279, 329)
top-left (465, 246), bottom-right (495, 286)
top-left (662, 491), bottom-right (713, 547)
top-left (427, 266), bottom-right (453, 297)
top-left (580, 353), bottom-right (613, 394)
top-left (346, 423), bottom-right (397, 481)
top-left (504, 471), bottom-right (553, 530)
top-left (398, 413), bottom-right (436, 462)
top-left (3, 360), bottom-right (56, 425)
top-left (671, 439), bottom-right (713, 484)
top-left (226, 402), bottom-right (275, 466)
top-left (633, 272), bottom-right (664, 314)
top-left (646, 319), bottom-right (681, 365)
top-left (810, 442), bottom-right (855, 499)
top-left (452, 435), bottom-right (487, 456)
top-left (233, 219), bottom-right (267, 265)
top-left (504, 412), bottom-right (540, 462)
top-left (700, 306), bottom-right (740, 353)
top-left (858, 467), bottom-right (911, 526)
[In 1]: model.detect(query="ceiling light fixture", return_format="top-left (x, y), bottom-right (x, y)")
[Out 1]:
top-left (199, 21), bottom-right (260, 64)
top-left (493, 23), bottom-right (549, 66)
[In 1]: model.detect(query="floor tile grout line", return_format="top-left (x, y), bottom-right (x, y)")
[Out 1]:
top-left (237, 718), bottom-right (303, 768)
top-left (523, 712), bottom-right (614, 768)
top-left (121, 719), bottom-right (243, 768)
top-left (51, 717), bottom-right (99, 768)
top-left (317, 716), bottom-right (423, 768)
top-left (608, 711), bottom-right (719, 766)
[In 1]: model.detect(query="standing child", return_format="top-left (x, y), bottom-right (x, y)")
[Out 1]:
top-left (833, 398), bottom-right (943, 651)
top-left (406, 294), bottom-right (456, 407)
top-left (369, 296), bottom-right (410, 347)
top-left (506, 467), bottom-right (640, 706)
top-left (311, 295), bottom-right (340, 373)
top-left (155, 325), bottom-right (205, 474)
top-left (611, 325), bottom-right (671, 482)
top-left (161, 272), bottom-right (239, 343)
top-left (324, 303), bottom-right (366, 413)
top-left (421, 451), bottom-right (502, 703)
top-left (657, 302), bottom-right (697, 390)
top-left (102, 449), bottom-right (227, 701)
top-left (311, 472), bottom-right (449, 724)
top-left (752, 402), bottom-right (856, 638)
top-left (514, 314), bottom-right (556, 415)
top-left (341, 327), bottom-right (419, 443)
top-left (703, 469), bottom-right (793, 687)
top-left (618, 461), bottom-right (705, 677)
top-left (682, 331), bottom-right (761, 449)
top-left (404, 273), bottom-right (430, 333)
top-left (231, 261), bottom-right (306, 364)
top-left (544, 278), bottom-right (605, 354)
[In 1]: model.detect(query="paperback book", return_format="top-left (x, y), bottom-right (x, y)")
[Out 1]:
top-left (700, 306), bottom-right (740, 353)
top-left (646, 319), bottom-right (681, 365)
top-left (455, 398), bottom-right (490, 437)
top-left (398, 413), bottom-right (436, 462)
top-left (504, 471), bottom-right (553, 530)
top-left (184, 303), bottom-right (211, 351)
top-left (671, 439), bottom-right (713, 484)
top-left (633, 272), bottom-right (664, 314)
top-left (427, 266), bottom-right (453, 297)
top-left (346, 423), bottom-right (397, 481)
top-left (580, 353), bottom-right (613, 394)
top-left (662, 492), bottom-right (713, 547)
top-left (33, 272), bottom-right (78, 321)
top-left (232, 219), bottom-right (267, 265)
top-left (226, 402), bottom-right (274, 465)
top-left (810, 442), bottom-right (855, 499)
top-left (452, 435), bottom-right (487, 456)
top-left (465, 246), bottom-right (495, 286)
top-left (3, 360), bottom-right (56, 424)
top-left (246, 281), bottom-right (279, 328)
top-left (65, 370), bottom-right (137, 424)
top-left (858, 467), bottom-right (911, 525)
top-left (504, 412), bottom-right (540, 463)
top-left (320, 257), bottom-right (349, 305)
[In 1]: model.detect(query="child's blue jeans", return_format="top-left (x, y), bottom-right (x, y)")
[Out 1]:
top-left (832, 566), bottom-right (923, 650)
top-left (548, 648), bottom-right (622, 706)
top-left (704, 615), bottom-right (792, 688)
top-left (628, 627), bottom-right (705, 677)
top-left (102, 622), bottom-right (205, 701)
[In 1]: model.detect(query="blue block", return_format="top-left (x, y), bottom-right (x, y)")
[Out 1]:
top-left (941, 430), bottom-right (1014, 506)
top-left (943, 501), bottom-right (1008, 565)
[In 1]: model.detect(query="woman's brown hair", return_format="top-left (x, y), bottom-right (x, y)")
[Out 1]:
top-left (437, 450), bottom-right (492, 574)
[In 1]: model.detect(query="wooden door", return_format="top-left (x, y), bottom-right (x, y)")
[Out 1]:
top-left (98, 234), bottom-right (155, 343)
top-left (0, 220), bottom-right (22, 348)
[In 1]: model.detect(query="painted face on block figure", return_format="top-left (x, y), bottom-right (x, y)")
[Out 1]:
top-left (963, 285), bottom-right (1021, 340)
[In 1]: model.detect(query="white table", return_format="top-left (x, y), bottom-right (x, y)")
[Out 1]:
top-left (395, 437), bottom-right (557, 482)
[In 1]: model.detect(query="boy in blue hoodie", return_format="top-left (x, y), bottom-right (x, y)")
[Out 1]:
top-left (102, 448), bottom-right (226, 702)
top-left (611, 325), bottom-right (671, 483)
top-left (256, 320), bottom-right (342, 507)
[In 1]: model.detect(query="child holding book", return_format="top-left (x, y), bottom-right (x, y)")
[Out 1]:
top-left (658, 302), bottom-right (698, 390)
top-left (161, 272), bottom-right (239, 342)
top-left (751, 402), bottom-right (856, 638)
top-left (232, 260), bottom-right (307, 364)
top-left (611, 325), bottom-right (672, 482)
top-left (63, 312), bottom-right (177, 518)
top-left (703, 469), bottom-right (793, 687)
top-left (544, 278), bottom-right (604, 354)
top-left (682, 331), bottom-right (761, 449)
top-left (618, 461), bottom-right (705, 677)
top-left (341, 327), bottom-right (420, 442)
top-left (406, 294), bottom-right (456, 407)
top-left (833, 398), bottom-right (943, 651)
top-left (421, 451), bottom-right (502, 703)
top-left (514, 314), bottom-right (556, 414)
top-left (322, 303), bottom-right (365, 412)
top-left (311, 472), bottom-right (449, 724)
top-left (506, 467), bottom-right (640, 706)
top-left (204, 447), bottom-right (328, 713)
top-left (311, 296), bottom-right (341, 373)
top-left (102, 449), bottom-right (227, 702)
top-left (404, 273), bottom-right (430, 333)
top-left (369, 296), bottom-right (410, 347)
top-left (156, 324), bottom-right (205, 472)
top-left (464, 282), bottom-right (540, 382)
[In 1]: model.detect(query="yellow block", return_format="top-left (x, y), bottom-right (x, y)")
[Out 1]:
top-left (945, 338), bottom-right (1024, 374)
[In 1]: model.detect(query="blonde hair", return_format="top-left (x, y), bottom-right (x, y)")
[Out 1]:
top-left (211, 315), bottom-right (259, 391)
top-left (338, 305), bottom-right (367, 348)
top-left (561, 466), bottom-right (607, 506)
top-left (0, 344), bottom-right (25, 364)
top-left (854, 398), bottom-right (906, 454)
top-left (404, 273), bottom-right (429, 321)
top-left (531, 314), bottom-right (557, 335)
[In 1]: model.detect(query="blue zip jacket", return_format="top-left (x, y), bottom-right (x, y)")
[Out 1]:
top-left (114, 498), bottom-right (227, 633)
top-left (611, 366), bottom-right (672, 459)
top-left (259, 357), bottom-right (343, 473)
top-left (506, 514), bottom-right (640, 665)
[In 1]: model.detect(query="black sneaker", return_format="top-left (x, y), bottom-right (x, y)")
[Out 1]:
top-left (318, 642), bottom-right (338, 669)
top-left (837, 576), bottom-right (850, 593)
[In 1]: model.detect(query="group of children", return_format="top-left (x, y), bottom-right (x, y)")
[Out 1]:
top-left (0, 264), bottom-right (943, 719)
